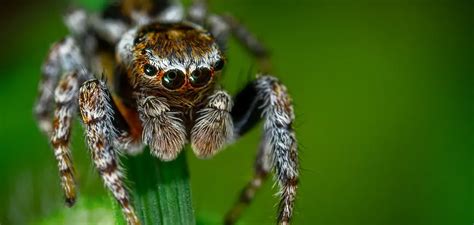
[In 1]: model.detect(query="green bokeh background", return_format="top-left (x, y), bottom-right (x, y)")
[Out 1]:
top-left (0, 0), bottom-right (472, 224)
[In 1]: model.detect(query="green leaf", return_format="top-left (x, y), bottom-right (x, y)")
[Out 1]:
top-left (114, 149), bottom-right (196, 225)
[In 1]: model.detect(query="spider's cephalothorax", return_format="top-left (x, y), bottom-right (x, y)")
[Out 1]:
top-left (34, 1), bottom-right (299, 225)
top-left (118, 22), bottom-right (224, 106)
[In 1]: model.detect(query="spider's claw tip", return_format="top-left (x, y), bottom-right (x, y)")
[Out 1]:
top-left (65, 197), bottom-right (76, 207)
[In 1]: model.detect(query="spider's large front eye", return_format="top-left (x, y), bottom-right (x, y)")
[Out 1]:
top-left (143, 64), bottom-right (158, 76)
top-left (190, 68), bottom-right (212, 88)
top-left (162, 69), bottom-right (185, 90)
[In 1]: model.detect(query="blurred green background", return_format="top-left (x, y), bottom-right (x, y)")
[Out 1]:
top-left (0, 0), bottom-right (472, 224)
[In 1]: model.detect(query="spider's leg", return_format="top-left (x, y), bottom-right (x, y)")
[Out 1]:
top-left (225, 140), bottom-right (272, 225)
top-left (114, 0), bottom-right (184, 25)
top-left (35, 36), bottom-right (89, 206)
top-left (155, 0), bottom-right (184, 23)
top-left (79, 80), bottom-right (140, 225)
top-left (50, 71), bottom-right (81, 206)
top-left (191, 90), bottom-right (233, 158)
top-left (207, 14), bottom-right (271, 72)
top-left (206, 14), bottom-right (231, 53)
top-left (34, 40), bottom-right (67, 135)
top-left (89, 13), bottom-right (129, 44)
top-left (137, 96), bottom-right (187, 161)
top-left (187, 0), bottom-right (207, 25)
top-left (225, 75), bottom-right (299, 225)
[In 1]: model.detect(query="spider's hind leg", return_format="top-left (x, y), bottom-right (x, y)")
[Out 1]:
top-left (51, 71), bottom-right (82, 206)
top-left (225, 75), bottom-right (299, 225)
top-left (206, 14), bottom-right (271, 72)
top-left (35, 37), bottom-right (89, 206)
top-left (34, 39), bottom-right (70, 135)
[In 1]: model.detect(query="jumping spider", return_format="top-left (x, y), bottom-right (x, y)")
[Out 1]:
top-left (34, 0), bottom-right (299, 224)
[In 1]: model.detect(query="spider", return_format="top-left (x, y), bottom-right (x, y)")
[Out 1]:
top-left (34, 0), bottom-right (299, 224)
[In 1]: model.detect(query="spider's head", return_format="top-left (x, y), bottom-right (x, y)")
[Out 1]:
top-left (117, 22), bottom-right (225, 106)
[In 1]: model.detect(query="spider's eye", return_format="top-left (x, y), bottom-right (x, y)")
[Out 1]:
top-left (190, 68), bottom-right (212, 88)
top-left (214, 59), bottom-right (225, 71)
top-left (162, 69), bottom-right (185, 90)
top-left (143, 64), bottom-right (158, 76)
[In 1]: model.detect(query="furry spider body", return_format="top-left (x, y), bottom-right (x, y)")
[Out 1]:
top-left (34, 1), bottom-right (299, 225)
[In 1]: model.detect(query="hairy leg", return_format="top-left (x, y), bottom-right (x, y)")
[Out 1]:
top-left (225, 75), bottom-right (299, 225)
top-left (224, 139), bottom-right (272, 225)
top-left (34, 38), bottom-right (73, 135)
top-left (207, 14), bottom-right (271, 72)
top-left (137, 96), bottom-right (187, 161)
top-left (35, 37), bottom-right (90, 205)
top-left (257, 76), bottom-right (298, 224)
top-left (79, 80), bottom-right (140, 225)
top-left (191, 90), bottom-right (233, 158)
top-left (50, 72), bottom-right (80, 206)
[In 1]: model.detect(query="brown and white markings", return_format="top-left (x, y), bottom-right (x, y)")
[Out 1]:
top-left (34, 0), bottom-right (299, 224)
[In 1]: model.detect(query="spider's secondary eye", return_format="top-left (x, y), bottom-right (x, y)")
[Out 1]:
top-left (190, 68), bottom-right (212, 88)
top-left (214, 59), bottom-right (225, 71)
top-left (143, 64), bottom-right (158, 76)
top-left (162, 69), bottom-right (185, 90)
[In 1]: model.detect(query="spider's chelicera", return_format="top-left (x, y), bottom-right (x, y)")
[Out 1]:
top-left (34, 1), bottom-right (299, 225)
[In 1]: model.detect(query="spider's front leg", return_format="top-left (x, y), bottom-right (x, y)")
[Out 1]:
top-left (79, 80), bottom-right (140, 225)
top-left (225, 75), bottom-right (299, 225)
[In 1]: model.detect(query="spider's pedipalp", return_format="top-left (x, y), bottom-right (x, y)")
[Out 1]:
top-left (191, 90), bottom-right (234, 158)
top-left (79, 80), bottom-right (140, 225)
top-left (225, 75), bottom-right (299, 225)
top-left (51, 71), bottom-right (80, 206)
top-left (137, 96), bottom-right (187, 161)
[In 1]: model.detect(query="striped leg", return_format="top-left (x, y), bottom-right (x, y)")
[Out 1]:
top-left (50, 72), bottom-right (80, 206)
top-left (224, 140), bottom-right (271, 225)
top-left (257, 76), bottom-right (299, 225)
top-left (225, 75), bottom-right (299, 225)
top-left (79, 80), bottom-right (140, 225)
top-left (34, 40), bottom-right (63, 135)
top-left (36, 37), bottom-right (88, 206)
top-left (35, 36), bottom-right (87, 135)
